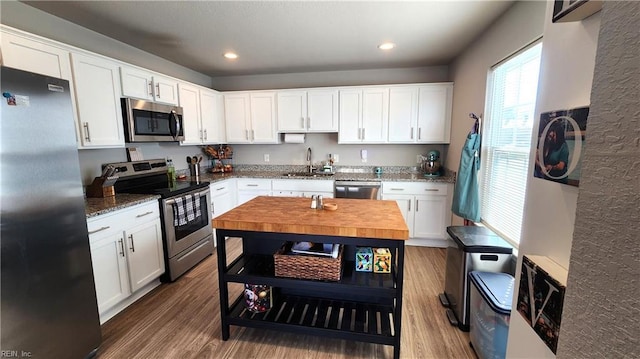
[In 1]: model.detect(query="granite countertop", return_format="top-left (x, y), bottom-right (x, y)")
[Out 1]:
top-left (85, 168), bottom-right (455, 219)
top-left (197, 169), bottom-right (456, 184)
top-left (85, 193), bottom-right (161, 219)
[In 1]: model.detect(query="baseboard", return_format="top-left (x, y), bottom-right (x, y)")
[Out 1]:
top-left (406, 238), bottom-right (451, 248)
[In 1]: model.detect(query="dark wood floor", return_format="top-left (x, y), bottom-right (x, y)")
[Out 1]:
top-left (97, 238), bottom-right (474, 359)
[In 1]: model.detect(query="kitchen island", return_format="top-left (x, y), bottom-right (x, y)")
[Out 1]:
top-left (213, 196), bottom-right (409, 359)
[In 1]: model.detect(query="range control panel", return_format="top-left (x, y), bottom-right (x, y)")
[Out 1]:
top-left (102, 159), bottom-right (167, 179)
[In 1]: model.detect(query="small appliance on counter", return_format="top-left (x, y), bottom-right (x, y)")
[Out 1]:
top-left (421, 150), bottom-right (442, 177)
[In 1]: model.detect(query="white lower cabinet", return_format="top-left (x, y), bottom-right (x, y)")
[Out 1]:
top-left (272, 179), bottom-right (333, 198)
top-left (382, 182), bottom-right (452, 242)
top-left (210, 179), bottom-right (237, 246)
top-left (236, 178), bottom-right (272, 205)
top-left (88, 201), bottom-right (164, 324)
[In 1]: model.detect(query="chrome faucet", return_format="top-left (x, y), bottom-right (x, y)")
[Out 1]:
top-left (306, 147), bottom-right (313, 173)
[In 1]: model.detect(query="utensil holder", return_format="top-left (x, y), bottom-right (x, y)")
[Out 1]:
top-left (189, 163), bottom-right (200, 178)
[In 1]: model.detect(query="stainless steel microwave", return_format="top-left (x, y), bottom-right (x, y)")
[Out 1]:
top-left (122, 98), bottom-right (184, 142)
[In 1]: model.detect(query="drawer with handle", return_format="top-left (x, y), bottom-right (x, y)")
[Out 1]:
top-left (382, 181), bottom-right (448, 195)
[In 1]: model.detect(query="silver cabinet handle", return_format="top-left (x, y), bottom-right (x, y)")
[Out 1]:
top-left (216, 187), bottom-right (226, 191)
top-left (129, 234), bottom-right (135, 252)
top-left (136, 211), bottom-right (154, 218)
top-left (408, 201), bottom-right (411, 212)
top-left (251, 129), bottom-right (255, 141)
top-left (88, 226), bottom-right (109, 235)
top-left (308, 117), bottom-right (311, 129)
top-left (418, 127), bottom-right (422, 140)
top-left (362, 127), bottom-right (365, 139)
top-left (212, 202), bottom-right (215, 214)
top-left (389, 188), bottom-right (405, 191)
top-left (245, 129), bottom-right (249, 140)
top-left (246, 184), bottom-right (259, 187)
top-left (155, 83), bottom-right (161, 98)
top-left (204, 129), bottom-right (208, 140)
top-left (358, 128), bottom-right (362, 140)
top-left (83, 122), bottom-right (91, 142)
top-left (118, 238), bottom-right (125, 257)
top-left (416, 200), bottom-right (419, 212)
top-left (148, 82), bottom-right (153, 97)
top-left (301, 117), bottom-right (305, 129)
top-left (411, 127), bottom-right (414, 139)
top-left (424, 188), bottom-right (439, 192)
top-left (200, 129), bottom-right (204, 141)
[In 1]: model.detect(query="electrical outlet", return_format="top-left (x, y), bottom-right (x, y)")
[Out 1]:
top-left (264, 154), bottom-right (270, 162)
top-left (417, 154), bottom-right (422, 163)
top-left (333, 154), bottom-right (339, 163)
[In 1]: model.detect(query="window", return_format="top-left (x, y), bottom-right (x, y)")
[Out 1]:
top-left (480, 42), bottom-right (542, 245)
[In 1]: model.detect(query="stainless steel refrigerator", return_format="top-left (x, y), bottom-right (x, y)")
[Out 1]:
top-left (1, 67), bottom-right (102, 358)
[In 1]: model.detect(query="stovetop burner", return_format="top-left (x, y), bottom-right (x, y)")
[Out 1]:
top-left (104, 159), bottom-right (209, 199)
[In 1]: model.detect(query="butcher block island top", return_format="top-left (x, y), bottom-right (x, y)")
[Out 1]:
top-left (212, 196), bottom-right (409, 240)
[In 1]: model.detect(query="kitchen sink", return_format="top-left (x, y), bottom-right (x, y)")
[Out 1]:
top-left (282, 172), bottom-right (334, 177)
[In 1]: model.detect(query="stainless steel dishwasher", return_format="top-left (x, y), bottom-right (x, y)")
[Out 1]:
top-left (334, 180), bottom-right (381, 199)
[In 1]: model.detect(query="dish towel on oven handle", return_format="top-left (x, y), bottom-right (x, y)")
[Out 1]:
top-left (173, 193), bottom-right (202, 226)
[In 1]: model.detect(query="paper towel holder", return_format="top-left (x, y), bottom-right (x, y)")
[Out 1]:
top-left (283, 133), bottom-right (306, 143)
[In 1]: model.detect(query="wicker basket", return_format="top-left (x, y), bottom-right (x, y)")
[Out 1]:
top-left (274, 242), bottom-right (343, 281)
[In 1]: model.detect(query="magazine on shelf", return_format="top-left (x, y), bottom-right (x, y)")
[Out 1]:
top-left (290, 242), bottom-right (340, 259)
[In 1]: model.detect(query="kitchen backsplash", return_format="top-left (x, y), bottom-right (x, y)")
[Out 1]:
top-left (77, 133), bottom-right (448, 185)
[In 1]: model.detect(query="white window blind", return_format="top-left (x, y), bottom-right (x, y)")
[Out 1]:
top-left (480, 42), bottom-right (542, 245)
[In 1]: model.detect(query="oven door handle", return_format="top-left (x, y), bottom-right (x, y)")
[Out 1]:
top-left (165, 188), bottom-right (210, 205)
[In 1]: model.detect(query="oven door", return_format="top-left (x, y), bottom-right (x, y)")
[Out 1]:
top-left (123, 98), bottom-right (184, 142)
top-left (162, 187), bottom-right (211, 258)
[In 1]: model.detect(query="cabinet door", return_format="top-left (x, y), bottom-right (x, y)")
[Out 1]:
top-left (120, 66), bottom-right (154, 101)
top-left (224, 93), bottom-right (251, 143)
top-left (200, 89), bottom-right (226, 144)
top-left (90, 233), bottom-right (130, 314)
top-left (388, 87), bottom-right (419, 143)
top-left (178, 83), bottom-right (202, 145)
top-left (153, 74), bottom-right (179, 105)
top-left (338, 89), bottom-right (362, 143)
top-left (211, 190), bottom-right (235, 218)
top-left (237, 190), bottom-right (271, 205)
top-left (71, 53), bottom-right (125, 148)
top-left (382, 194), bottom-right (414, 238)
top-left (1, 32), bottom-right (72, 80)
top-left (413, 195), bottom-right (448, 239)
top-left (277, 90), bottom-right (307, 132)
top-left (361, 88), bottom-right (389, 143)
top-left (250, 92), bottom-right (278, 143)
top-left (125, 220), bottom-right (165, 292)
top-left (307, 89), bottom-right (338, 132)
top-left (417, 84), bottom-right (452, 143)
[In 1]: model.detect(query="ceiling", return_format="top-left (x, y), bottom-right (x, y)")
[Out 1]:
top-left (24, 1), bottom-right (514, 78)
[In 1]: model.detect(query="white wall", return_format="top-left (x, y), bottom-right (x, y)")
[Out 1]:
top-left (447, 1), bottom-right (546, 225)
top-left (212, 66), bottom-right (449, 91)
top-left (506, 1), bottom-right (601, 357)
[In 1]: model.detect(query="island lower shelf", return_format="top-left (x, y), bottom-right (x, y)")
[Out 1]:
top-left (227, 293), bottom-right (397, 346)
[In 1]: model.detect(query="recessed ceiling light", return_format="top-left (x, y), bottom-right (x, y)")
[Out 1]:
top-left (378, 42), bottom-right (396, 50)
top-left (223, 52), bottom-right (238, 59)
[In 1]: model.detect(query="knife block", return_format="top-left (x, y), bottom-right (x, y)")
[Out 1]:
top-left (86, 177), bottom-right (117, 198)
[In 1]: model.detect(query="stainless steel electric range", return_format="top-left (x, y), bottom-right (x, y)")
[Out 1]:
top-left (105, 159), bottom-right (213, 282)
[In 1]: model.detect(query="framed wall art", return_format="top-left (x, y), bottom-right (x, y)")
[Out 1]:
top-left (552, 0), bottom-right (603, 23)
top-left (533, 106), bottom-right (589, 187)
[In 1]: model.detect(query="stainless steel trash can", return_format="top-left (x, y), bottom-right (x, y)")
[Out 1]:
top-left (439, 226), bottom-right (513, 331)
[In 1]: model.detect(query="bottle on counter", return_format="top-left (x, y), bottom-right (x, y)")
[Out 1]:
top-left (317, 195), bottom-right (323, 210)
top-left (310, 195), bottom-right (317, 209)
top-left (167, 158), bottom-right (176, 184)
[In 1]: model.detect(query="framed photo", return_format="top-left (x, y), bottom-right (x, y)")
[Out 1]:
top-left (552, 0), bottom-right (603, 23)
top-left (533, 106), bottom-right (589, 187)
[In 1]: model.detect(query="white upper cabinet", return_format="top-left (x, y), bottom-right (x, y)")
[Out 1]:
top-left (71, 53), bottom-right (125, 148)
top-left (388, 87), bottom-right (419, 143)
top-left (224, 92), bottom-right (278, 144)
top-left (339, 88), bottom-right (388, 143)
top-left (120, 66), bottom-right (179, 105)
top-left (278, 89), bottom-right (338, 132)
top-left (180, 84), bottom-right (226, 145)
top-left (178, 83), bottom-right (202, 145)
top-left (388, 84), bottom-right (452, 144)
top-left (416, 84), bottom-right (453, 143)
top-left (0, 31), bottom-right (72, 80)
top-left (200, 88), bottom-right (226, 144)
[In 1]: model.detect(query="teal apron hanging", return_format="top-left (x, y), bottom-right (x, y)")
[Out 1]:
top-left (451, 128), bottom-right (481, 222)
